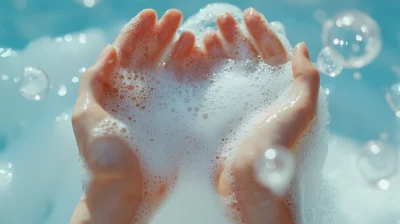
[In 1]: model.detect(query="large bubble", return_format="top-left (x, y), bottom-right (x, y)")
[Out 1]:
top-left (357, 141), bottom-right (398, 183)
top-left (19, 66), bottom-right (50, 101)
top-left (254, 147), bottom-right (295, 196)
top-left (322, 10), bottom-right (382, 68)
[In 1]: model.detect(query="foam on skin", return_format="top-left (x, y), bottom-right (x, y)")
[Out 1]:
top-left (92, 3), bottom-right (331, 223)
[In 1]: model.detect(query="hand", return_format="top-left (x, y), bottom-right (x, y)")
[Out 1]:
top-left (212, 8), bottom-right (320, 224)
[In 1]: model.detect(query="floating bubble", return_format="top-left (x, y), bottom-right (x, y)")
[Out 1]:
top-left (19, 67), bottom-right (50, 101)
top-left (1, 74), bottom-right (9, 81)
top-left (376, 179), bottom-right (390, 190)
top-left (317, 47), bottom-right (343, 77)
top-left (64, 34), bottom-right (72, 42)
top-left (58, 85), bottom-right (67, 96)
top-left (254, 147), bottom-right (296, 196)
top-left (353, 71), bottom-right (362, 80)
top-left (357, 141), bottom-right (398, 183)
top-left (385, 82), bottom-right (400, 117)
top-left (79, 34), bottom-right (87, 44)
top-left (322, 10), bottom-right (382, 68)
top-left (0, 162), bottom-right (13, 192)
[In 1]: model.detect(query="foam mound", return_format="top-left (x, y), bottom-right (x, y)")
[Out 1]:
top-left (87, 3), bottom-right (331, 223)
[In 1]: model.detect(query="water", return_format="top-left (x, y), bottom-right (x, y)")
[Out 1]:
top-left (0, 0), bottom-right (400, 223)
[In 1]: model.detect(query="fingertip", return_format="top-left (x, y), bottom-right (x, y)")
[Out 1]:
top-left (292, 42), bottom-right (319, 79)
top-left (296, 42), bottom-right (310, 59)
top-left (140, 8), bottom-right (158, 24)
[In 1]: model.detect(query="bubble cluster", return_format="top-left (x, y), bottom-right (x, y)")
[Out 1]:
top-left (357, 141), bottom-right (398, 183)
top-left (254, 147), bottom-right (296, 196)
top-left (322, 10), bottom-right (382, 68)
top-left (317, 47), bottom-right (343, 77)
top-left (19, 66), bottom-right (50, 101)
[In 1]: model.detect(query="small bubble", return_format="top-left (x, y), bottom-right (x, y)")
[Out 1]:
top-left (353, 71), bottom-right (362, 80)
top-left (55, 37), bottom-right (63, 43)
top-left (357, 141), bottom-right (398, 183)
top-left (79, 67), bottom-right (87, 73)
top-left (254, 147), bottom-right (295, 196)
top-left (58, 85), bottom-right (67, 96)
top-left (64, 34), bottom-right (73, 42)
top-left (0, 162), bottom-right (13, 192)
top-left (72, 77), bottom-right (79, 83)
top-left (376, 179), bottom-right (390, 190)
top-left (79, 34), bottom-right (87, 44)
top-left (317, 47), bottom-right (343, 77)
top-left (385, 82), bottom-right (400, 116)
top-left (19, 66), bottom-right (50, 101)
top-left (61, 113), bottom-right (69, 120)
top-left (1, 75), bottom-right (9, 81)
top-left (13, 77), bottom-right (20, 83)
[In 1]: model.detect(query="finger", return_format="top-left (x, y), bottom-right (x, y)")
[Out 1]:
top-left (291, 42), bottom-right (320, 118)
top-left (151, 9), bottom-right (183, 60)
top-left (113, 9), bottom-right (157, 66)
top-left (78, 45), bottom-right (117, 105)
top-left (170, 31), bottom-right (196, 59)
top-left (73, 45), bottom-right (118, 137)
top-left (216, 12), bottom-right (257, 57)
top-left (244, 8), bottom-right (288, 65)
top-left (203, 32), bottom-right (226, 58)
top-left (216, 12), bottom-right (242, 44)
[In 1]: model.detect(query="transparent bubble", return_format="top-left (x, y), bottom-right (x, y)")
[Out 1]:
top-left (19, 67), bottom-right (50, 101)
top-left (254, 147), bottom-right (295, 196)
top-left (0, 162), bottom-right (13, 192)
top-left (58, 85), bottom-right (67, 96)
top-left (357, 141), bottom-right (398, 183)
top-left (317, 47), bottom-right (343, 77)
top-left (385, 82), bottom-right (400, 117)
top-left (322, 10), bottom-right (382, 68)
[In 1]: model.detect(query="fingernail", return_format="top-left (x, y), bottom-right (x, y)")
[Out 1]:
top-left (98, 45), bottom-right (111, 61)
top-left (297, 42), bottom-right (309, 59)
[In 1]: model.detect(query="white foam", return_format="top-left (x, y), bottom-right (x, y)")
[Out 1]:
top-left (96, 3), bottom-right (330, 223)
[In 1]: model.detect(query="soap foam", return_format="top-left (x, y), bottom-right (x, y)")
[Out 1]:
top-left (94, 3), bottom-right (330, 223)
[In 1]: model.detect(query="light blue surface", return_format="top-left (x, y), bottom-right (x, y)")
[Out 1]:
top-left (0, 0), bottom-right (399, 223)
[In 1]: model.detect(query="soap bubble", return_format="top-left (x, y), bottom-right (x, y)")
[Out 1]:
top-left (357, 141), bottom-right (398, 183)
top-left (0, 162), bottom-right (13, 192)
top-left (317, 47), bottom-right (343, 77)
top-left (19, 67), bottom-right (50, 101)
top-left (385, 82), bottom-right (400, 117)
top-left (322, 10), bottom-right (382, 68)
top-left (254, 147), bottom-right (295, 196)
